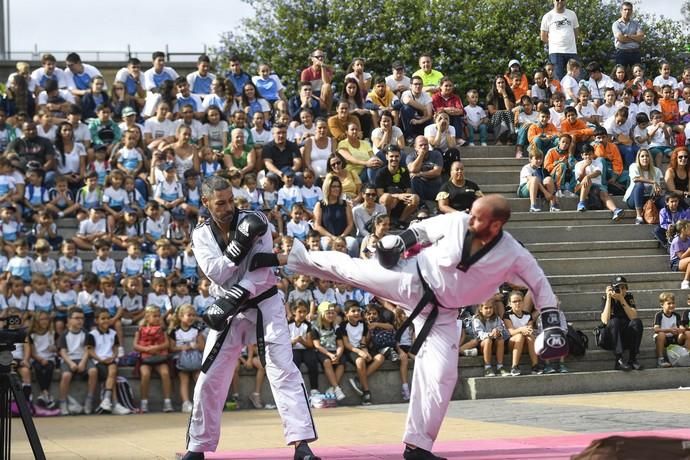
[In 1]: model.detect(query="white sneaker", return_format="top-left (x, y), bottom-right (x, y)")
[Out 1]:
top-left (67, 396), bottom-right (82, 415)
top-left (140, 399), bottom-right (149, 413)
top-left (401, 384), bottom-right (410, 402)
top-left (249, 392), bottom-right (263, 409)
top-left (334, 386), bottom-right (346, 401)
top-left (462, 348), bottom-right (478, 357)
top-left (481, 142), bottom-right (488, 146)
top-left (682, 280), bottom-right (690, 290)
top-left (309, 389), bottom-right (321, 397)
top-left (60, 401), bottom-right (69, 416)
top-left (468, 142), bottom-right (476, 147)
top-left (325, 386), bottom-right (334, 397)
top-left (98, 398), bottom-right (113, 413)
top-left (163, 399), bottom-right (174, 412)
top-left (112, 402), bottom-right (131, 415)
top-left (117, 346), bottom-right (125, 358)
top-left (181, 400), bottom-right (193, 413)
top-left (563, 190), bottom-right (577, 198)
top-left (83, 396), bottom-right (93, 415)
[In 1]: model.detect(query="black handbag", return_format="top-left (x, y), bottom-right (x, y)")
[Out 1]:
top-left (593, 324), bottom-right (613, 351)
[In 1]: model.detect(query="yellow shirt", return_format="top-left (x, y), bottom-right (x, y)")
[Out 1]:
top-left (367, 87), bottom-right (396, 108)
top-left (338, 138), bottom-right (373, 177)
top-left (412, 69), bottom-right (444, 89)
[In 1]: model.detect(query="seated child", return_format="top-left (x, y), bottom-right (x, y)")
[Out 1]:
top-left (338, 302), bottom-right (376, 405)
top-left (473, 298), bottom-right (508, 376)
top-left (653, 292), bottom-right (684, 368)
top-left (503, 291), bottom-right (539, 375)
top-left (132, 305), bottom-right (173, 412)
top-left (288, 301), bottom-right (320, 396)
top-left (89, 309), bottom-right (131, 414)
top-left (58, 307), bottom-right (98, 415)
top-left (312, 304), bottom-right (346, 401)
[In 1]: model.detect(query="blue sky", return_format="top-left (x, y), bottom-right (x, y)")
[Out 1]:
top-left (3, 0), bottom-right (685, 59)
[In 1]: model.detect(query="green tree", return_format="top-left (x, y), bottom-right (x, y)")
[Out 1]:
top-left (211, 0), bottom-right (690, 98)
top-left (683, 0), bottom-right (690, 25)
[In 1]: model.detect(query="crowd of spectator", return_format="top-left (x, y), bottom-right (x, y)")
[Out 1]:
top-left (1, 0), bottom-right (690, 415)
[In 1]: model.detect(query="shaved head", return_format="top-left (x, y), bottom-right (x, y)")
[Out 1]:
top-left (479, 194), bottom-right (511, 223)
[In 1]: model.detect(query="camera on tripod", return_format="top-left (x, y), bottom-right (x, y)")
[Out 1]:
top-left (0, 315), bottom-right (27, 352)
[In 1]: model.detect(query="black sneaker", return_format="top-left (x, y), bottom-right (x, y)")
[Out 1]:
top-left (361, 391), bottom-right (372, 406)
top-left (294, 442), bottom-right (321, 460)
top-left (629, 358), bottom-right (644, 371)
top-left (403, 445), bottom-right (448, 460)
top-left (180, 451), bottom-right (205, 460)
top-left (615, 358), bottom-right (632, 371)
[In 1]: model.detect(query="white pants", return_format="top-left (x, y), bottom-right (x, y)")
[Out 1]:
top-left (187, 292), bottom-right (317, 453)
top-left (288, 245), bottom-right (460, 451)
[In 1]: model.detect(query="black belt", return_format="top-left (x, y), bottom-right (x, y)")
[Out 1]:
top-left (394, 264), bottom-right (440, 356)
top-left (201, 285), bottom-right (278, 373)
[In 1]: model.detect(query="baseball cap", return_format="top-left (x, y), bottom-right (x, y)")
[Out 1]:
top-left (283, 169), bottom-right (295, 178)
top-left (163, 162), bottom-right (176, 172)
top-left (508, 59), bottom-right (521, 68)
top-left (171, 208), bottom-right (186, 220)
top-left (612, 275), bottom-right (628, 287)
top-left (122, 107), bottom-right (136, 117)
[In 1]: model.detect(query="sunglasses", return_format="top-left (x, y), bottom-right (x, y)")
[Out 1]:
top-left (313, 55), bottom-right (325, 60)
top-left (364, 193), bottom-right (377, 197)
top-left (330, 161), bottom-right (342, 167)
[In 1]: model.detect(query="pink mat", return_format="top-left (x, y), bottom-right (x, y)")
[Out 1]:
top-left (192, 428), bottom-right (690, 459)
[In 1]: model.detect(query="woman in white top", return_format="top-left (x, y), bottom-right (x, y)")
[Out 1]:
top-left (172, 125), bottom-right (199, 178)
top-left (624, 148), bottom-right (664, 225)
top-left (201, 77), bottom-right (240, 116)
top-left (53, 122), bottom-right (86, 191)
top-left (370, 110), bottom-right (404, 154)
top-left (302, 117), bottom-right (334, 180)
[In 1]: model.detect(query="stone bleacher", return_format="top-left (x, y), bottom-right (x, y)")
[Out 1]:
top-left (52, 145), bottom-right (687, 410)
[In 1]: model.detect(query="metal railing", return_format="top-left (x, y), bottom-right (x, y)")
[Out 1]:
top-left (0, 44), bottom-right (208, 63)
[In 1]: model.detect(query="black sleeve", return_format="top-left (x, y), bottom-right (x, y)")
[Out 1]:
top-left (682, 311), bottom-right (690, 327)
top-left (113, 334), bottom-right (120, 347)
top-left (654, 311), bottom-right (662, 327)
top-left (362, 322), bottom-right (369, 336)
top-left (311, 327), bottom-right (321, 341)
top-left (57, 332), bottom-right (67, 350)
top-left (674, 312), bottom-right (682, 328)
top-left (335, 323), bottom-right (347, 339)
top-left (625, 293), bottom-right (637, 309)
top-left (400, 169), bottom-right (412, 191)
top-left (85, 333), bottom-right (95, 348)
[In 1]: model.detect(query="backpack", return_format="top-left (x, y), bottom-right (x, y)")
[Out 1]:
top-left (566, 324), bottom-right (588, 357)
top-left (666, 344), bottom-right (690, 367)
top-left (116, 376), bottom-right (139, 412)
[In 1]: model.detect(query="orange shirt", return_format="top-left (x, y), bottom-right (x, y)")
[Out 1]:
top-left (327, 115), bottom-right (361, 142)
top-left (594, 142), bottom-right (623, 175)
top-left (560, 118), bottom-right (594, 143)
top-left (527, 122), bottom-right (559, 144)
top-left (659, 98), bottom-right (680, 124)
top-left (543, 147), bottom-right (569, 173)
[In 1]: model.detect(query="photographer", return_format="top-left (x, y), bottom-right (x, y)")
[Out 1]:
top-left (599, 275), bottom-right (644, 371)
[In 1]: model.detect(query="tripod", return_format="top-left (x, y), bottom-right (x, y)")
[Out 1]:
top-left (0, 350), bottom-right (45, 460)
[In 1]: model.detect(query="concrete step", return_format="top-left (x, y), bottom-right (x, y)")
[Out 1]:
top-left (508, 210), bottom-right (634, 227)
top-left (527, 240), bottom-right (662, 258)
top-left (509, 224), bottom-right (654, 244)
top-left (549, 271), bottom-right (681, 293)
top-left (458, 145), bottom-right (517, 158)
top-left (462, 158), bottom-right (527, 168)
top-left (463, 170), bottom-right (518, 185)
top-left (558, 289), bottom-right (687, 311)
top-left (507, 197), bottom-right (628, 212)
top-left (539, 255), bottom-right (669, 276)
top-left (462, 366), bottom-right (688, 400)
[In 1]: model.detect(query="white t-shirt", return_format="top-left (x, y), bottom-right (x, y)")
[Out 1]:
top-left (424, 124), bottom-right (456, 152)
top-left (540, 8), bottom-right (579, 54)
top-left (653, 75), bottom-right (679, 91)
top-left (64, 63), bottom-right (105, 91)
top-left (31, 67), bottom-right (67, 89)
top-left (401, 90), bottom-right (432, 107)
top-left (574, 157), bottom-right (604, 186)
top-left (56, 141), bottom-right (87, 175)
top-left (371, 126), bottom-right (404, 149)
top-left (385, 75), bottom-right (410, 93)
top-left (560, 75), bottom-right (579, 100)
top-left (37, 89), bottom-right (76, 105)
top-left (464, 105), bottom-right (487, 127)
top-left (143, 66), bottom-right (179, 92)
top-left (143, 117), bottom-right (176, 140)
top-left (204, 121), bottom-right (229, 150)
top-left (587, 75), bottom-right (615, 101)
top-left (549, 108), bottom-right (564, 129)
top-left (596, 104), bottom-right (618, 123)
top-left (603, 115), bottom-right (634, 138)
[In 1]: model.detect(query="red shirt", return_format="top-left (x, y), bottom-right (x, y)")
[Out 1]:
top-left (431, 92), bottom-right (464, 114)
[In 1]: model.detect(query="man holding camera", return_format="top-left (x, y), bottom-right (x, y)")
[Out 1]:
top-left (599, 275), bottom-right (644, 371)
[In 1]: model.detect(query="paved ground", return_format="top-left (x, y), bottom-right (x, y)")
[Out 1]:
top-left (9, 389), bottom-right (690, 459)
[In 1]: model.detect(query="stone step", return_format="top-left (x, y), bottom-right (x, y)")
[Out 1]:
top-left (558, 289), bottom-right (687, 311)
top-left (549, 272), bottom-right (681, 293)
top-left (509, 224), bottom-right (654, 243)
top-left (462, 366), bottom-right (688, 400)
top-left (539, 255), bottom-right (669, 276)
top-left (458, 145), bottom-right (518, 158)
top-left (527, 240), bottom-right (662, 258)
top-left (508, 210), bottom-right (634, 227)
top-left (463, 170), bottom-right (518, 185)
top-left (462, 158), bottom-right (527, 168)
top-left (506, 197), bottom-right (627, 212)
